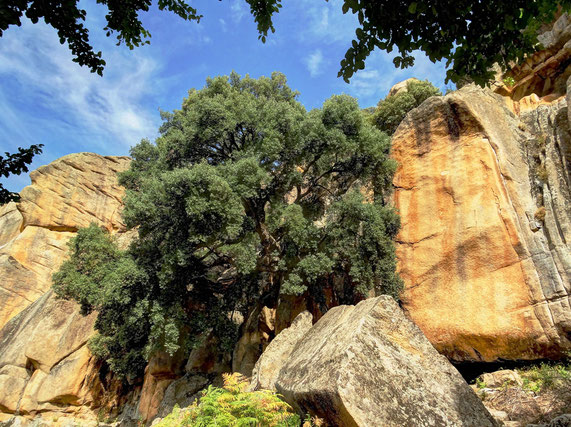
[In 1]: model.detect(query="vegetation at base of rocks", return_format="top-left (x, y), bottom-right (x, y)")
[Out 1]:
top-left (371, 80), bottom-right (441, 135)
top-left (0, 144), bottom-right (43, 204)
top-left (155, 373), bottom-right (300, 427)
top-left (520, 362), bottom-right (571, 394)
top-left (536, 164), bottom-right (549, 182)
top-left (475, 362), bottom-right (571, 425)
top-left (53, 72), bottom-right (402, 379)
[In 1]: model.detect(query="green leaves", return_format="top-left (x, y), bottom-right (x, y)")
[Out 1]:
top-left (0, 144), bottom-right (43, 204)
top-left (54, 72), bottom-right (402, 378)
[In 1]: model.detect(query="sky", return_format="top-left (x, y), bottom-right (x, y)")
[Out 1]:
top-left (0, 0), bottom-right (448, 192)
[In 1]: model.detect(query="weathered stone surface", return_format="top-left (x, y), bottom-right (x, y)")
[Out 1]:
top-left (392, 85), bottom-right (571, 362)
top-left (388, 77), bottom-right (420, 98)
top-left (0, 153), bottom-right (130, 330)
top-left (0, 291), bottom-right (99, 417)
top-left (250, 311), bottom-right (312, 391)
top-left (18, 153), bottom-right (130, 232)
top-left (275, 297), bottom-right (498, 427)
top-left (0, 203), bottom-right (22, 248)
top-left (480, 370), bottom-right (523, 388)
top-left (0, 153), bottom-right (131, 423)
top-left (495, 13), bottom-right (571, 102)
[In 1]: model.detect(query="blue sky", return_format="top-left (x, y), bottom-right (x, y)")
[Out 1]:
top-left (0, 0), bottom-right (448, 192)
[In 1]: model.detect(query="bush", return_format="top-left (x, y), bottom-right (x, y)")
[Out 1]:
top-left (520, 362), bottom-right (571, 394)
top-left (371, 80), bottom-right (441, 135)
top-left (156, 373), bottom-right (300, 427)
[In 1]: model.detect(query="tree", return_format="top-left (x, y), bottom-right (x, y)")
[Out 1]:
top-left (0, 0), bottom-right (280, 75)
top-left (53, 72), bottom-right (402, 378)
top-left (0, 144), bottom-right (43, 204)
top-left (337, 0), bottom-right (570, 85)
top-left (371, 80), bottom-right (441, 135)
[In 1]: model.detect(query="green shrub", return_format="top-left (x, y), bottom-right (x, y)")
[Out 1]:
top-left (520, 362), bottom-right (571, 393)
top-left (156, 373), bottom-right (300, 427)
top-left (371, 80), bottom-right (441, 135)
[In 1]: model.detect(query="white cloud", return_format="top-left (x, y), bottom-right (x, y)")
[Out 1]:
top-left (297, 0), bottom-right (358, 44)
top-left (231, 0), bottom-right (247, 24)
top-left (219, 18), bottom-right (227, 32)
top-left (0, 18), bottom-right (162, 153)
top-left (305, 50), bottom-right (325, 77)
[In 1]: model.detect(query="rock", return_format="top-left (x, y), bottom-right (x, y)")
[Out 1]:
top-left (0, 153), bottom-right (130, 330)
top-left (155, 374), bottom-right (209, 419)
top-left (0, 291), bottom-right (106, 419)
top-left (529, 414), bottom-right (571, 427)
top-left (388, 78), bottom-right (421, 98)
top-left (480, 370), bottom-right (523, 388)
top-left (0, 153), bottom-right (131, 422)
top-left (496, 13), bottom-right (571, 101)
top-left (232, 304), bottom-right (276, 376)
top-left (488, 409), bottom-right (510, 422)
top-left (18, 153), bottom-right (130, 232)
top-left (275, 296), bottom-right (498, 426)
top-left (250, 311), bottom-right (313, 391)
top-left (393, 85), bottom-right (571, 362)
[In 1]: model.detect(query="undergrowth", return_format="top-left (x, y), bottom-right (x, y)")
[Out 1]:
top-left (156, 373), bottom-right (301, 427)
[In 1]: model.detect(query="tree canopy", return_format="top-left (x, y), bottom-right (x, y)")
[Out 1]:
top-left (1, 1), bottom-right (567, 83)
top-left (0, 144), bottom-right (43, 204)
top-left (53, 72), bottom-right (402, 378)
top-left (371, 80), bottom-right (441, 135)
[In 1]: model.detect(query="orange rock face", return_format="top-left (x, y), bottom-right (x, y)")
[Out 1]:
top-left (0, 153), bottom-right (130, 330)
top-left (393, 85), bottom-right (570, 362)
top-left (0, 153), bottom-right (130, 423)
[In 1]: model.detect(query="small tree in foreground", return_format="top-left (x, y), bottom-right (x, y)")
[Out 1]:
top-left (53, 72), bottom-right (402, 378)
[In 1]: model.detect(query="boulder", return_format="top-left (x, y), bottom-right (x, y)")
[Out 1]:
top-left (393, 85), bottom-right (571, 362)
top-left (479, 370), bottom-right (523, 389)
top-left (388, 78), bottom-right (421, 98)
top-left (250, 311), bottom-right (312, 391)
top-left (275, 296), bottom-right (498, 426)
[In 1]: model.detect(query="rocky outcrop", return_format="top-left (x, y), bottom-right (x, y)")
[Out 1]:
top-left (0, 153), bottom-right (130, 330)
top-left (392, 84), bottom-right (570, 362)
top-left (0, 153), bottom-right (130, 424)
top-left (275, 296), bottom-right (498, 426)
top-left (496, 13), bottom-right (571, 104)
top-left (250, 311), bottom-right (312, 391)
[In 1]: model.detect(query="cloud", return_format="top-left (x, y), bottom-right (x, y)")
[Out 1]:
top-left (297, 0), bottom-right (358, 44)
top-left (231, 0), bottom-right (247, 24)
top-left (219, 18), bottom-right (227, 32)
top-left (0, 18), bottom-right (162, 154)
top-left (305, 50), bottom-right (325, 77)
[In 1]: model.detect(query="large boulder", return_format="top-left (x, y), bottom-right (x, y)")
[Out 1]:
top-left (392, 84), bottom-right (571, 362)
top-left (275, 296), bottom-right (498, 427)
top-left (250, 311), bottom-right (313, 391)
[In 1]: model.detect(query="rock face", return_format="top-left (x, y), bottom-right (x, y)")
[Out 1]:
top-left (0, 153), bottom-right (130, 330)
top-left (0, 153), bottom-right (130, 423)
top-left (250, 311), bottom-right (313, 391)
top-left (275, 296), bottom-right (498, 427)
top-left (496, 13), bottom-right (571, 102)
top-left (392, 85), bottom-right (571, 362)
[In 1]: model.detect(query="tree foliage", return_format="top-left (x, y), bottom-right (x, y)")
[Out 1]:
top-left (338, 0), bottom-right (569, 85)
top-left (53, 72), bottom-right (402, 378)
top-left (0, 144), bottom-right (43, 204)
top-left (371, 80), bottom-right (441, 135)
